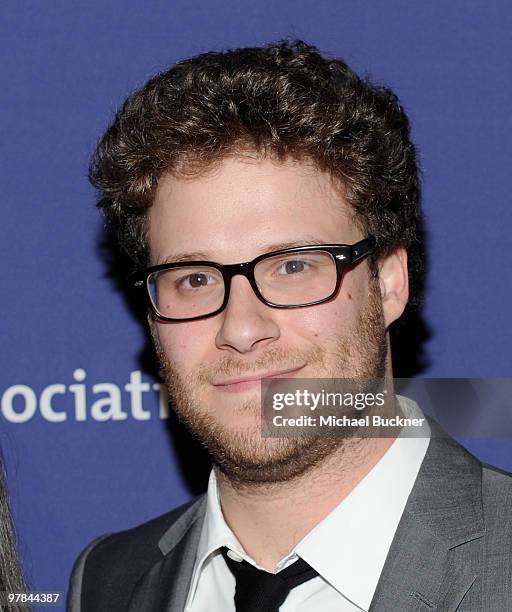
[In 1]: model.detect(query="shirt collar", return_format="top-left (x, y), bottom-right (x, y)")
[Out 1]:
top-left (187, 395), bottom-right (430, 611)
top-left (185, 469), bottom-right (246, 607)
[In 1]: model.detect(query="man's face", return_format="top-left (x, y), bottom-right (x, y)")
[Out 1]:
top-left (148, 155), bottom-right (388, 484)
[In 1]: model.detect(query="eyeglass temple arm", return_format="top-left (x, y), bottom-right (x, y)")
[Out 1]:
top-left (129, 271), bottom-right (144, 288)
top-left (351, 236), bottom-right (377, 263)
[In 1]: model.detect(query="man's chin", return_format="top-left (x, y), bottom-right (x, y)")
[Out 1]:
top-left (219, 438), bottom-right (345, 486)
top-left (177, 408), bottom-right (343, 485)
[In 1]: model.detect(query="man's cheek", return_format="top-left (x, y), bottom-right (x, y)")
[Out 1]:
top-left (157, 328), bottom-right (210, 366)
top-left (291, 304), bottom-right (351, 338)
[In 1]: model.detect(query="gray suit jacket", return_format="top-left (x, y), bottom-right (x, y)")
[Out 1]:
top-left (68, 424), bottom-right (512, 611)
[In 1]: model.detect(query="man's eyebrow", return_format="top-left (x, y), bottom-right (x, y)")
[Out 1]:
top-left (160, 237), bottom-right (334, 265)
top-left (162, 251), bottom-right (211, 264)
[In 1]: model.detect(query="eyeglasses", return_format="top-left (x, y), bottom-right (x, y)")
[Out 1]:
top-left (131, 237), bottom-right (376, 322)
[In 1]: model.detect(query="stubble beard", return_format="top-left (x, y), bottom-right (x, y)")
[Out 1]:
top-left (153, 279), bottom-right (387, 487)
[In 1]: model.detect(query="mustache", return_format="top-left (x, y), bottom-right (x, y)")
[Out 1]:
top-left (193, 345), bottom-right (325, 384)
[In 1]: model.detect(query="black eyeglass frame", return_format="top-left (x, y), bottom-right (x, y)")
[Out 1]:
top-left (131, 236), bottom-right (376, 322)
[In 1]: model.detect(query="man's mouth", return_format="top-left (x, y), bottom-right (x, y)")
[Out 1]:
top-left (212, 365), bottom-right (306, 393)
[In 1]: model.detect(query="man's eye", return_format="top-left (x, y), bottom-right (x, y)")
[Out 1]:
top-left (177, 273), bottom-right (214, 289)
top-left (277, 260), bottom-right (311, 275)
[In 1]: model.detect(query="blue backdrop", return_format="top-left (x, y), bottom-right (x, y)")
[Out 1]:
top-left (1, 1), bottom-right (511, 607)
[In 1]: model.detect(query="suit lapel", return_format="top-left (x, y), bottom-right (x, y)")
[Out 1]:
top-left (128, 496), bottom-right (207, 612)
top-left (370, 421), bottom-right (484, 611)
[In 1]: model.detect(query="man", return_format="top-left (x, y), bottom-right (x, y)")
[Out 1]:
top-left (68, 40), bottom-right (512, 611)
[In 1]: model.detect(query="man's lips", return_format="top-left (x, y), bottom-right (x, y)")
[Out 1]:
top-left (213, 365), bottom-right (306, 392)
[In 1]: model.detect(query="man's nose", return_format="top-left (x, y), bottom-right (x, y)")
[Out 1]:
top-left (215, 275), bottom-right (280, 354)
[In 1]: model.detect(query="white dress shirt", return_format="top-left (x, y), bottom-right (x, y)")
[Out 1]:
top-left (185, 396), bottom-right (430, 612)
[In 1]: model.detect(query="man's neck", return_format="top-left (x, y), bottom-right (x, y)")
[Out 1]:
top-left (215, 435), bottom-right (396, 572)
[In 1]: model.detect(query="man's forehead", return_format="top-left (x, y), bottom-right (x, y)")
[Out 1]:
top-left (160, 236), bottom-right (339, 265)
top-left (148, 156), bottom-right (361, 264)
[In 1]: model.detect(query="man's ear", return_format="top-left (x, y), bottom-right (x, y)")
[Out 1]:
top-left (378, 246), bottom-right (409, 328)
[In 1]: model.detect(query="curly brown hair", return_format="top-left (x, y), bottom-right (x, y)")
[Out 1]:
top-left (90, 39), bottom-right (424, 308)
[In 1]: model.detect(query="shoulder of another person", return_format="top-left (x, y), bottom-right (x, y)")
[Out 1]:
top-left (67, 495), bottom-right (205, 612)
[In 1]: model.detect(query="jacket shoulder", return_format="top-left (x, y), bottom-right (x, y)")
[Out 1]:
top-left (67, 497), bottom-right (203, 612)
top-left (481, 462), bottom-right (512, 511)
top-left (479, 463), bottom-right (512, 601)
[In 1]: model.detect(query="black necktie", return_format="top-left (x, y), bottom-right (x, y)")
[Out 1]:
top-left (221, 546), bottom-right (319, 612)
